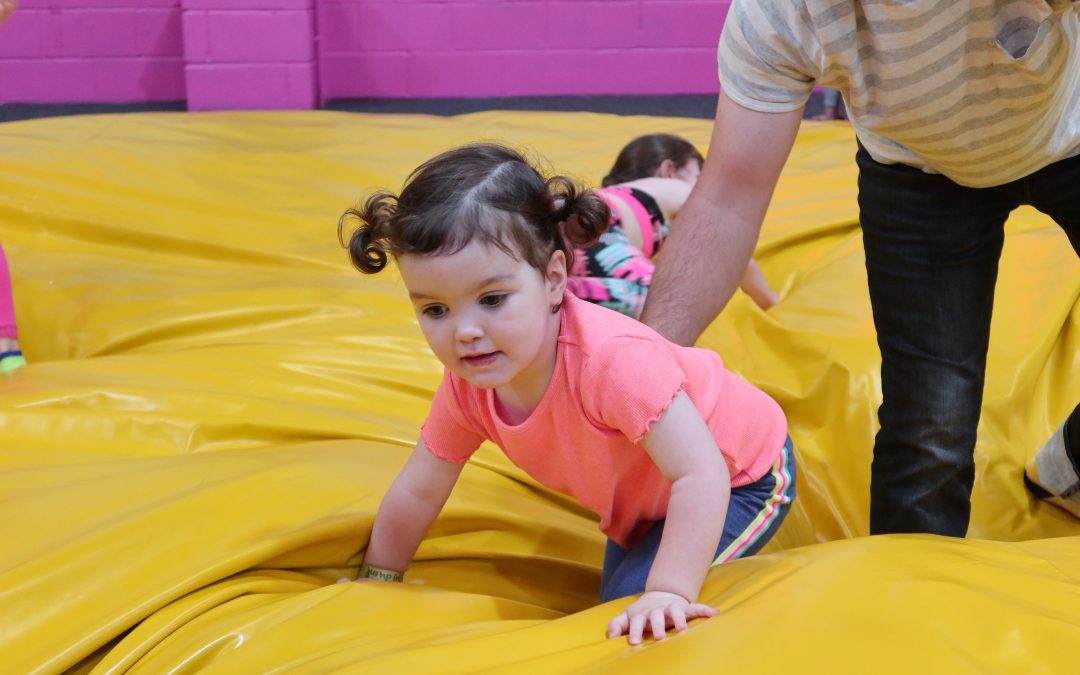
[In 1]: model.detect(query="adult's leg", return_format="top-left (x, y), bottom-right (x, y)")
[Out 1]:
top-left (858, 146), bottom-right (1019, 536)
top-left (1023, 152), bottom-right (1080, 254)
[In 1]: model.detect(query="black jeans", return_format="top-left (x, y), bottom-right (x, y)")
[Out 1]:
top-left (857, 145), bottom-right (1080, 536)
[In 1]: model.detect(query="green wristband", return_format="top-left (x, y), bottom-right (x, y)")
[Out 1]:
top-left (359, 562), bottom-right (404, 582)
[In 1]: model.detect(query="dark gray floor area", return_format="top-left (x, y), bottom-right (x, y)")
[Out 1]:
top-left (0, 101), bottom-right (187, 123)
top-left (0, 92), bottom-right (832, 123)
top-left (323, 94), bottom-right (724, 119)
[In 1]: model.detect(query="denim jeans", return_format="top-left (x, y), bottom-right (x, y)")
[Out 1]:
top-left (599, 437), bottom-right (796, 602)
top-left (857, 145), bottom-right (1080, 536)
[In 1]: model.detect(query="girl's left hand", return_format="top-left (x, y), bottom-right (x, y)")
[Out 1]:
top-left (607, 590), bottom-right (718, 645)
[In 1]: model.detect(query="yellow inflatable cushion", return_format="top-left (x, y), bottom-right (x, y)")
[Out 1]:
top-left (0, 110), bottom-right (1077, 673)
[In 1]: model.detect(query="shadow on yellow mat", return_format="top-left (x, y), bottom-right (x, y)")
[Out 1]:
top-left (0, 111), bottom-right (1077, 673)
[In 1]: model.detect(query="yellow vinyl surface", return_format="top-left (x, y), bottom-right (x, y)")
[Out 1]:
top-left (0, 111), bottom-right (1077, 673)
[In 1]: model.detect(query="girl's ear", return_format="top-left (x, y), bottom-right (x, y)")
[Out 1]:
top-left (545, 249), bottom-right (568, 302)
top-left (656, 159), bottom-right (677, 178)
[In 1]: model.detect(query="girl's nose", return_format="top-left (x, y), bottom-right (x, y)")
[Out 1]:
top-left (454, 317), bottom-right (483, 343)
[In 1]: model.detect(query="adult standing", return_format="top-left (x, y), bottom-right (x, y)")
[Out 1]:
top-left (641, 0), bottom-right (1080, 535)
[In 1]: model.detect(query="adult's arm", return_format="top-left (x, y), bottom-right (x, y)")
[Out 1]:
top-left (640, 90), bottom-right (803, 346)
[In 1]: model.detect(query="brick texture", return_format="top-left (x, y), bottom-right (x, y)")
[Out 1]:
top-left (0, 1), bottom-right (186, 103)
top-left (0, 0), bottom-right (731, 108)
top-left (317, 0), bottom-right (731, 99)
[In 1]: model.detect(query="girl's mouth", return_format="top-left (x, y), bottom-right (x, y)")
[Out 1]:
top-left (462, 352), bottom-right (499, 366)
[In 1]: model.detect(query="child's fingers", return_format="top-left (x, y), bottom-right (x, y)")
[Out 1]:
top-left (669, 605), bottom-right (688, 631)
top-left (610, 600), bottom-right (714, 643)
top-left (627, 613), bottom-right (648, 645)
top-left (649, 609), bottom-right (667, 640)
top-left (607, 612), bottom-right (629, 639)
top-left (685, 603), bottom-right (719, 618)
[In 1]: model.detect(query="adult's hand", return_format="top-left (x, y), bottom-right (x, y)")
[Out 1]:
top-left (640, 91), bottom-right (802, 346)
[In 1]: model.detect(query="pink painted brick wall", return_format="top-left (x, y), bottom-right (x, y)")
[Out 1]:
top-left (317, 0), bottom-right (732, 100)
top-left (0, 0), bottom-right (185, 104)
top-left (0, 0), bottom-right (732, 108)
top-left (180, 0), bottom-right (316, 110)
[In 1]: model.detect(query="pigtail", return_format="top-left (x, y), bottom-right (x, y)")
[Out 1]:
top-left (337, 190), bottom-right (397, 274)
top-left (546, 175), bottom-right (610, 250)
top-left (338, 144), bottom-right (613, 279)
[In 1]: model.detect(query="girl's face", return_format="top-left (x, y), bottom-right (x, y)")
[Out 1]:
top-left (397, 239), bottom-right (567, 408)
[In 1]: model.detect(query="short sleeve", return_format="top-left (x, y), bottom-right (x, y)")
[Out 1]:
top-left (420, 372), bottom-right (486, 463)
top-left (717, 0), bottom-right (821, 113)
top-left (579, 337), bottom-right (687, 444)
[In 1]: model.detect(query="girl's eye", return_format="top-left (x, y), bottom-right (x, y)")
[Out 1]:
top-left (480, 293), bottom-right (506, 308)
top-left (422, 305), bottom-right (448, 318)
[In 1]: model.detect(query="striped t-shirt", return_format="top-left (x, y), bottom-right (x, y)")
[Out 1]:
top-left (718, 0), bottom-right (1080, 188)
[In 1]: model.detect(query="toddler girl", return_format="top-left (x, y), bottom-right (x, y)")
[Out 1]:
top-left (338, 143), bottom-right (795, 644)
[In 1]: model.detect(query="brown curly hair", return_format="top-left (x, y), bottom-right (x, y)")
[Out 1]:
top-left (338, 143), bottom-right (611, 275)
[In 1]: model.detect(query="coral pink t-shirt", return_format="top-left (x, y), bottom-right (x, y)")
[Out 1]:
top-left (421, 292), bottom-right (787, 548)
